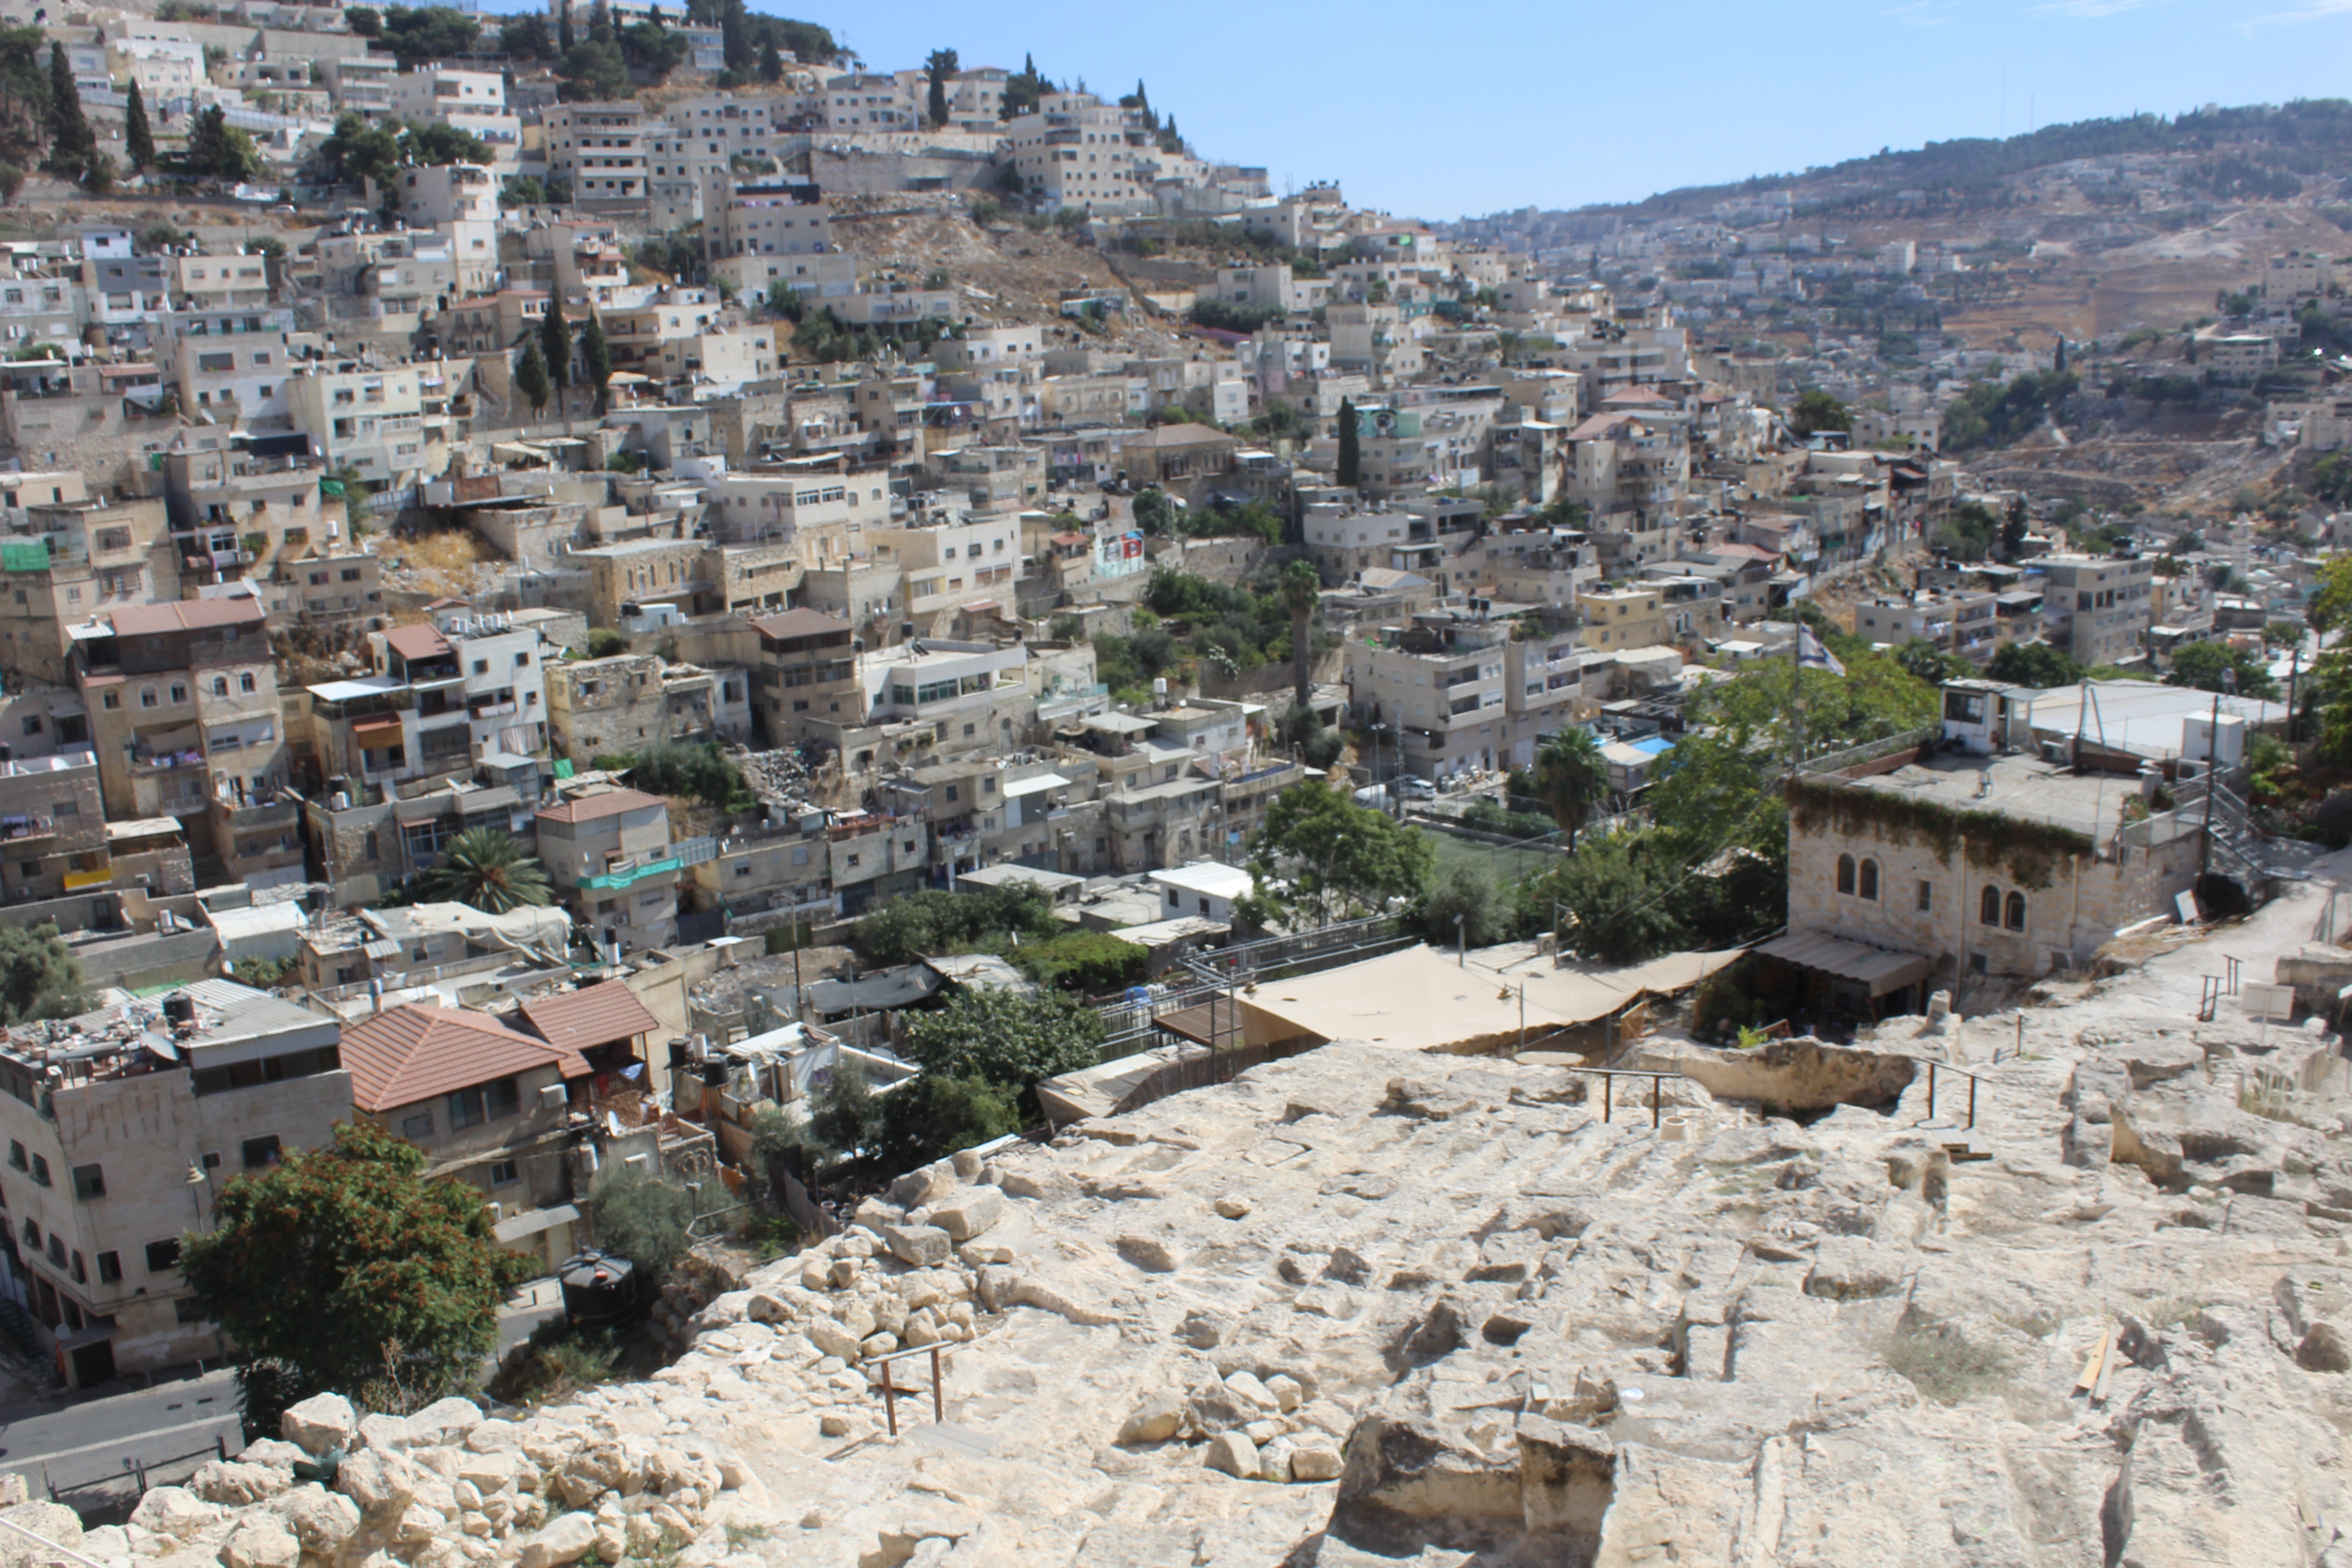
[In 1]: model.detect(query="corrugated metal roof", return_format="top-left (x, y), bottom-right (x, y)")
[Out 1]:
top-left (1753, 932), bottom-right (1933, 997)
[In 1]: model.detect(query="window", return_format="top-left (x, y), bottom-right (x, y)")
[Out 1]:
top-left (212, 677), bottom-right (228, 698)
top-left (45, 1235), bottom-right (62, 1268)
top-left (1857, 859), bottom-right (1879, 902)
top-left (401, 1112), bottom-right (433, 1141)
top-left (29, 1155), bottom-right (48, 1187)
top-left (240, 672), bottom-right (256, 693)
top-left (19, 1218), bottom-right (35, 1248)
top-left (448, 1076), bottom-right (521, 1128)
top-left (1835, 854), bottom-right (1856, 896)
top-left (2005, 892), bottom-right (2027, 931)
top-left (5, 1141), bottom-right (22, 1171)
top-left (70, 1163), bottom-right (103, 1200)
top-left (96, 1251), bottom-right (119, 1285)
top-left (241, 1135), bottom-right (281, 1170)
top-left (489, 1159), bottom-right (519, 1186)
top-left (69, 1251), bottom-right (83, 1284)
top-left (1980, 885), bottom-right (2001, 926)
top-left (1916, 880), bottom-right (1933, 912)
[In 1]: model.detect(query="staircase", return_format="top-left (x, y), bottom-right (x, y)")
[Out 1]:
top-left (2199, 778), bottom-right (2303, 899)
top-left (0, 1288), bottom-right (40, 1361)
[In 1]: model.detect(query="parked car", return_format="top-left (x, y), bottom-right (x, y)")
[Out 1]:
top-left (1394, 777), bottom-right (1436, 800)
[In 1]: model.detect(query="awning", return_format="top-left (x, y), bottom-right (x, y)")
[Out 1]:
top-left (1753, 931), bottom-right (1934, 997)
top-left (493, 1203), bottom-right (580, 1244)
top-left (1001, 772), bottom-right (1072, 798)
top-left (351, 715), bottom-right (403, 739)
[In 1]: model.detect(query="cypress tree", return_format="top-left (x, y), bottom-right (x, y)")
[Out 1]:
top-left (758, 40), bottom-right (781, 83)
top-left (581, 309), bottom-right (611, 414)
top-left (513, 339), bottom-right (551, 420)
top-left (124, 78), bottom-right (154, 172)
top-left (48, 44), bottom-right (93, 175)
top-left (540, 304), bottom-right (573, 410)
top-left (558, 0), bottom-right (574, 51)
top-left (1335, 398), bottom-right (1361, 489)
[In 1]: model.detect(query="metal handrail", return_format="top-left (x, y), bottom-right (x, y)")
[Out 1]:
top-left (0, 1510), bottom-right (112, 1568)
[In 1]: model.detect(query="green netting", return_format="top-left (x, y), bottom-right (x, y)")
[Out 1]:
top-left (0, 540), bottom-right (49, 572)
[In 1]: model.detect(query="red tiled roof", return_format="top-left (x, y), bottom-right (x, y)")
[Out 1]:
top-left (103, 598), bottom-right (265, 637)
top-left (341, 1002), bottom-right (589, 1113)
top-left (1567, 412), bottom-right (1638, 441)
top-left (537, 787), bottom-right (666, 825)
top-left (518, 980), bottom-right (661, 1055)
top-left (382, 623), bottom-right (454, 662)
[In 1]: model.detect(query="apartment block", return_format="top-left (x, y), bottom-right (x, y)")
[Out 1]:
top-left (536, 787), bottom-right (688, 955)
top-left (2038, 555), bottom-right (2155, 668)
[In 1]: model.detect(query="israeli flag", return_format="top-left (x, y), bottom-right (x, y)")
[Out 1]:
top-left (1798, 626), bottom-right (1846, 678)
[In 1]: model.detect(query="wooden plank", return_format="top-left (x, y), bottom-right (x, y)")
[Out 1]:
top-left (2074, 1327), bottom-right (2112, 1396)
top-left (2091, 1330), bottom-right (2120, 1404)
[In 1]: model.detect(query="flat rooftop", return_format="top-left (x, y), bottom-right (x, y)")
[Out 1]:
top-left (1833, 752), bottom-right (2143, 837)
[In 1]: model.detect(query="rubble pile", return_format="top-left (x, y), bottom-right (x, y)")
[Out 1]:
top-left (733, 750), bottom-right (815, 806)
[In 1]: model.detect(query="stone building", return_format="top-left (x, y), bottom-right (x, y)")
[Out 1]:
top-left (545, 654), bottom-right (673, 762)
top-left (536, 786), bottom-right (691, 955)
top-left (0, 980), bottom-right (348, 1388)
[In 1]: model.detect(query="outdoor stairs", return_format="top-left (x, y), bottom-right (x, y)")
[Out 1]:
top-left (0, 1292), bottom-right (42, 1360)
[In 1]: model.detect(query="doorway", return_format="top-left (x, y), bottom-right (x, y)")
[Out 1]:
top-left (70, 1337), bottom-right (114, 1389)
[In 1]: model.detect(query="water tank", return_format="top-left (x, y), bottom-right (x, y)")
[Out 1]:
top-left (161, 993), bottom-right (196, 1025)
top-left (558, 1250), bottom-right (639, 1331)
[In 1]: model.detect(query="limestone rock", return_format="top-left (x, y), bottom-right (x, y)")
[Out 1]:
top-left (2301, 1321), bottom-right (2352, 1372)
top-left (217, 1519), bottom-right (300, 1568)
top-left (888, 1161), bottom-right (959, 1210)
top-left (406, 1398), bottom-right (484, 1447)
top-left (882, 1225), bottom-right (952, 1267)
top-left (1803, 1238), bottom-right (1910, 1301)
top-left (1116, 1234), bottom-right (1182, 1273)
top-left (129, 1488), bottom-right (221, 1542)
top-left (0, 1502), bottom-right (81, 1561)
top-left (928, 1188), bottom-right (1004, 1244)
top-left (280, 1393), bottom-right (358, 1457)
top-left (189, 1461), bottom-right (289, 1506)
top-left (1117, 1393), bottom-right (1186, 1445)
top-left (1214, 1195), bottom-right (1252, 1219)
top-left (1175, 1307), bottom-right (1234, 1349)
top-left (516, 1511), bottom-right (599, 1568)
top-left (1259, 1436), bottom-right (1296, 1484)
top-left (1265, 1374), bottom-right (1305, 1412)
top-left (1203, 1431), bottom-right (1259, 1479)
top-left (281, 1486), bottom-right (362, 1552)
top-left (335, 1449), bottom-right (420, 1515)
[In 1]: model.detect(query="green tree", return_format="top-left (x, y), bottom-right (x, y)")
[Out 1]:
top-left (2165, 638), bottom-right (2278, 699)
top-left (1894, 637), bottom-right (1961, 685)
top-left (0, 164), bottom-right (21, 204)
top-left (499, 13), bottom-right (553, 57)
top-left (404, 120), bottom-right (490, 167)
top-left (1414, 864), bottom-right (1510, 951)
top-left (45, 43), bottom-right (92, 176)
top-left (586, 625), bottom-right (626, 657)
top-left (580, 308), bottom-right (612, 413)
top-left (347, 4), bottom-right (380, 34)
top-left (580, 1162), bottom-right (694, 1282)
top-left (1004, 930), bottom-right (1147, 994)
top-left (1534, 832), bottom-right (1704, 964)
top-left (897, 989), bottom-right (1103, 1119)
top-left (1335, 397), bottom-right (1360, 488)
top-left (318, 113), bottom-right (401, 189)
top-left (124, 78), bottom-right (153, 172)
top-left (759, 39), bottom-right (782, 81)
top-left (377, 5), bottom-right (482, 67)
top-left (180, 1122), bottom-right (531, 1434)
top-left (1532, 726), bottom-right (1608, 848)
top-left (1280, 558), bottom-right (1319, 711)
top-left (924, 48), bottom-right (957, 128)
top-left (184, 105), bottom-right (262, 181)
top-left (799, 1066), bottom-right (882, 1162)
top-left (557, 0), bottom-right (573, 51)
top-left (1985, 640), bottom-right (2083, 687)
top-left (540, 304), bottom-right (572, 412)
top-left (852, 885), bottom-right (1058, 967)
top-left (557, 38), bottom-right (631, 100)
top-left (412, 828), bottom-right (553, 912)
top-left (1788, 387), bottom-right (1852, 437)
top-left (2000, 495), bottom-right (2030, 560)
top-left (1242, 780), bottom-right (1433, 928)
top-left (0, 922), bottom-right (85, 1022)
top-left (718, 0), bottom-right (747, 70)
top-left (874, 1076), bottom-right (1016, 1175)
top-left (513, 337), bottom-right (551, 419)
top-left (1132, 486), bottom-right (1177, 535)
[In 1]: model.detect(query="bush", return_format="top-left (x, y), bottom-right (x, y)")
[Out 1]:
top-left (587, 627), bottom-right (627, 658)
top-left (852, 885), bottom-right (1059, 966)
top-left (873, 1075), bottom-right (1018, 1175)
top-left (488, 1318), bottom-right (620, 1406)
top-left (898, 987), bottom-right (1105, 1118)
top-left (599, 741), bottom-right (756, 812)
top-left (1006, 930), bottom-right (1148, 994)
top-left (581, 1163), bottom-right (695, 1284)
top-left (1413, 864), bottom-right (1513, 950)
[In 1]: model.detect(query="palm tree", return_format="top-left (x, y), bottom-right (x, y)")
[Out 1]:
top-left (1534, 727), bottom-right (1609, 849)
top-left (415, 828), bottom-right (554, 914)
top-left (1280, 558), bottom-right (1320, 712)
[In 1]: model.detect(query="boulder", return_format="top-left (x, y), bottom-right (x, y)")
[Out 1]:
top-left (888, 1162), bottom-right (959, 1210)
top-left (806, 1318), bottom-right (865, 1362)
top-left (1117, 1393), bottom-right (1186, 1446)
top-left (353, 1414), bottom-right (412, 1452)
top-left (406, 1398), bottom-right (485, 1447)
top-left (1116, 1235), bottom-right (1182, 1273)
top-left (128, 1487), bottom-right (221, 1542)
top-left (883, 1225), bottom-right (953, 1268)
top-left (280, 1393), bottom-right (358, 1457)
top-left (1214, 1195), bottom-right (1252, 1219)
top-left (188, 1460), bottom-right (290, 1506)
top-left (929, 1189), bottom-right (1004, 1244)
top-left (217, 1519), bottom-right (301, 1568)
top-left (1259, 1436), bottom-right (1296, 1484)
top-left (281, 1486), bottom-right (362, 1552)
top-left (2301, 1321), bottom-right (2352, 1373)
top-left (335, 1450), bottom-right (420, 1515)
top-left (1325, 1411), bottom-right (1522, 1555)
top-left (0, 1503), bottom-right (81, 1560)
top-left (1803, 1238), bottom-right (1911, 1301)
top-left (1264, 1374), bottom-right (1305, 1412)
top-left (1175, 1307), bottom-right (1235, 1350)
top-left (1291, 1440), bottom-right (1345, 1483)
top-left (516, 1511), bottom-right (599, 1568)
top-left (1203, 1431), bottom-right (1259, 1479)
top-left (1224, 1371), bottom-right (1280, 1412)
top-left (455, 1450), bottom-right (519, 1492)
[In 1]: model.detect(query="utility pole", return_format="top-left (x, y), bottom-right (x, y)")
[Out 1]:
top-left (2199, 688), bottom-right (2220, 882)
top-left (2289, 643), bottom-right (2302, 745)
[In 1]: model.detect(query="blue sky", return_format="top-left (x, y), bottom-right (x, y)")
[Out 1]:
top-left (475, 0), bottom-right (2352, 220)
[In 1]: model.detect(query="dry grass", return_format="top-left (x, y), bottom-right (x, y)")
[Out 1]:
top-left (1883, 1320), bottom-right (2021, 1405)
top-left (392, 526), bottom-right (500, 596)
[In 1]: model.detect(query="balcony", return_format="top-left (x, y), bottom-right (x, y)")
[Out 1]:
top-left (130, 747), bottom-right (205, 774)
top-left (0, 815), bottom-right (56, 845)
top-left (60, 866), bottom-right (109, 892)
top-left (469, 701), bottom-right (519, 721)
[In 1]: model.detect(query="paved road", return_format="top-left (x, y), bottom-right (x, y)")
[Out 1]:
top-left (0, 1369), bottom-right (243, 1494)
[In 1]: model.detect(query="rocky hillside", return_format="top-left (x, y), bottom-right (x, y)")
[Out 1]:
top-left (24, 855), bottom-right (2352, 1567)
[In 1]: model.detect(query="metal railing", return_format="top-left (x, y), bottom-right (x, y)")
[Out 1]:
top-left (1796, 726), bottom-right (1936, 778)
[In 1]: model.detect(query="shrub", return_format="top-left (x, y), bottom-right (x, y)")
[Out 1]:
top-left (582, 1163), bottom-right (695, 1284)
top-left (1007, 930), bottom-right (1148, 994)
top-left (587, 627), bottom-right (627, 658)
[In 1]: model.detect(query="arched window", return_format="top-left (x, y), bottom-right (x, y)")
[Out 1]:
top-left (1858, 859), bottom-right (1880, 902)
top-left (139, 686), bottom-right (157, 709)
top-left (211, 677), bottom-right (227, 697)
top-left (1836, 854), bottom-right (1856, 895)
top-left (1980, 885), bottom-right (2002, 926)
top-left (2005, 892), bottom-right (2027, 931)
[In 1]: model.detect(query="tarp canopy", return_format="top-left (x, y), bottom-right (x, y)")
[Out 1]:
top-left (1753, 931), bottom-right (1933, 997)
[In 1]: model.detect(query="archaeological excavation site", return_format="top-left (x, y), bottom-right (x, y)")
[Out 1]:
top-left (14, 865), bottom-right (2352, 1568)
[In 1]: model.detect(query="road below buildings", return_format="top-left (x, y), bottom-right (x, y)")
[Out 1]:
top-left (0, 1367), bottom-right (243, 1497)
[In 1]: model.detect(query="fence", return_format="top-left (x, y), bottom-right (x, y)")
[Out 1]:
top-left (1797, 726), bottom-right (1936, 779)
top-left (38, 1435), bottom-right (234, 1525)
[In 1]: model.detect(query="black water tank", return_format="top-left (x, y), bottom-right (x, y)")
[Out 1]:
top-left (162, 994), bottom-right (196, 1025)
top-left (559, 1250), bottom-right (638, 1331)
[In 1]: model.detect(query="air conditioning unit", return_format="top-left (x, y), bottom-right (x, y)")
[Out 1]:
top-left (2038, 740), bottom-right (2069, 765)
top-left (538, 1083), bottom-right (567, 1110)
top-left (623, 1152), bottom-right (651, 1169)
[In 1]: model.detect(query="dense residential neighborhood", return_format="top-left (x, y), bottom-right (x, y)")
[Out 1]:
top-left (0, 5), bottom-right (2348, 1563)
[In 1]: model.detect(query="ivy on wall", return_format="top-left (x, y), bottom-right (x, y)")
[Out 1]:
top-left (1785, 776), bottom-right (2097, 891)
